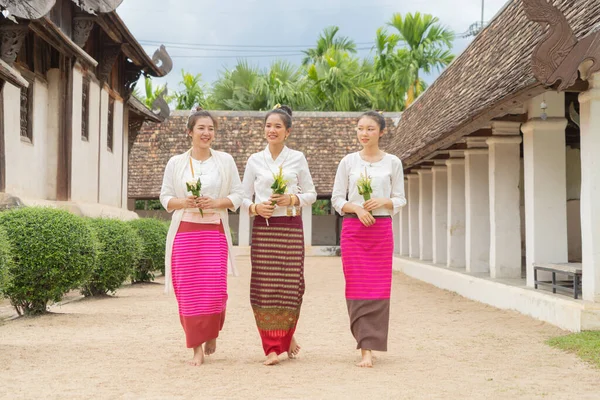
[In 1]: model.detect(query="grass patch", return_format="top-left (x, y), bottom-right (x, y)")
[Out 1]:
top-left (547, 331), bottom-right (600, 368)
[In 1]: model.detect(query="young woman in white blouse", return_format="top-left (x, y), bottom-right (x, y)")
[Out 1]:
top-left (242, 104), bottom-right (317, 366)
top-left (331, 111), bottom-right (406, 368)
top-left (160, 108), bottom-right (244, 366)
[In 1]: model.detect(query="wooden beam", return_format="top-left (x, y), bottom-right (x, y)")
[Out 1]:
top-left (56, 54), bottom-right (72, 201)
top-left (492, 113), bottom-right (529, 123)
top-left (466, 128), bottom-right (493, 137)
top-left (0, 82), bottom-right (4, 192)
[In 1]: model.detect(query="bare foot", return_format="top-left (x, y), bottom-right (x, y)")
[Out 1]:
top-left (356, 349), bottom-right (373, 368)
top-left (204, 339), bottom-right (217, 356)
top-left (188, 345), bottom-right (204, 366)
top-left (263, 352), bottom-right (279, 366)
top-left (288, 336), bottom-right (301, 359)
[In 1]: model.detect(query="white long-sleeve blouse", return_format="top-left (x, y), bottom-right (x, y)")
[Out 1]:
top-left (331, 152), bottom-right (406, 216)
top-left (242, 146), bottom-right (317, 217)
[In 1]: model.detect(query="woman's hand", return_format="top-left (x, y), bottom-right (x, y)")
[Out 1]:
top-left (363, 198), bottom-right (390, 212)
top-left (269, 193), bottom-right (292, 207)
top-left (182, 195), bottom-right (200, 209)
top-left (198, 196), bottom-right (218, 210)
top-left (356, 207), bottom-right (376, 227)
top-left (256, 201), bottom-right (275, 218)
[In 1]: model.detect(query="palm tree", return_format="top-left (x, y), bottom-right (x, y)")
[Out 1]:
top-left (173, 70), bottom-right (207, 110)
top-left (306, 49), bottom-right (377, 111)
top-left (302, 26), bottom-right (357, 66)
top-left (210, 60), bottom-right (314, 111)
top-left (386, 12), bottom-right (454, 106)
top-left (134, 76), bottom-right (170, 109)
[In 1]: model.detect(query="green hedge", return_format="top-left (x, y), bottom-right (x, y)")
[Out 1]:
top-left (128, 218), bottom-right (168, 282)
top-left (0, 225), bottom-right (14, 293)
top-left (83, 218), bottom-right (143, 297)
top-left (0, 207), bottom-right (97, 315)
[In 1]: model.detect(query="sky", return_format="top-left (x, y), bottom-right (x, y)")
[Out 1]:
top-left (117, 0), bottom-right (509, 94)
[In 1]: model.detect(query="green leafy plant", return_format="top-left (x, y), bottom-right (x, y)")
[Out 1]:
top-left (0, 207), bottom-right (97, 315)
top-left (357, 168), bottom-right (374, 214)
top-left (186, 177), bottom-right (203, 217)
top-left (82, 218), bottom-right (143, 296)
top-left (128, 218), bottom-right (168, 282)
top-left (0, 225), bottom-right (14, 295)
top-left (270, 166), bottom-right (288, 202)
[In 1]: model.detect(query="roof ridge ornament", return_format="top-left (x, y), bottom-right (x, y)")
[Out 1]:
top-left (523, 0), bottom-right (600, 90)
top-left (0, 0), bottom-right (56, 21)
top-left (70, 0), bottom-right (123, 14)
top-left (151, 45), bottom-right (173, 76)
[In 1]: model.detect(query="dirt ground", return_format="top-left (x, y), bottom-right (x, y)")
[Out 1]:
top-left (1, 256), bottom-right (599, 400)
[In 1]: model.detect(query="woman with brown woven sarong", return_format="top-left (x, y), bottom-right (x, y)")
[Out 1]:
top-left (242, 105), bottom-right (317, 366)
top-left (332, 111), bottom-right (406, 368)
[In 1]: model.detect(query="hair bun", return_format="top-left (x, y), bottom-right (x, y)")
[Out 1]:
top-left (278, 104), bottom-right (292, 117)
top-left (195, 106), bottom-right (204, 111)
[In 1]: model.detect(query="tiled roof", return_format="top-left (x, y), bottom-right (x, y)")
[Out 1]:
top-left (388, 0), bottom-right (600, 167)
top-left (128, 111), bottom-right (402, 198)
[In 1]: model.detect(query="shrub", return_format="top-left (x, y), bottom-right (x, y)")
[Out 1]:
top-left (82, 218), bottom-right (143, 296)
top-left (0, 207), bottom-right (97, 315)
top-left (0, 226), bottom-right (14, 293)
top-left (128, 218), bottom-right (168, 282)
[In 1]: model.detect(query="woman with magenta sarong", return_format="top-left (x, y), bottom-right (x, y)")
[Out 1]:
top-left (160, 108), bottom-right (243, 366)
top-left (332, 111), bottom-right (406, 368)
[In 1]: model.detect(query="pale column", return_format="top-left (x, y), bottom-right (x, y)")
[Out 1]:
top-left (487, 121), bottom-right (523, 278)
top-left (398, 179), bottom-right (410, 256)
top-left (238, 207), bottom-right (251, 246)
top-left (418, 169), bottom-right (433, 261)
top-left (407, 174), bottom-right (420, 258)
top-left (521, 92), bottom-right (568, 287)
top-left (432, 165), bottom-right (448, 265)
top-left (302, 205), bottom-right (312, 246)
top-left (393, 213), bottom-right (400, 255)
top-left (446, 158), bottom-right (466, 268)
top-left (579, 72), bottom-right (600, 302)
top-left (465, 149), bottom-right (490, 274)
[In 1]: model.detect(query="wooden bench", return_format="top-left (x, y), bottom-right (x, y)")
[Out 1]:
top-left (534, 263), bottom-right (582, 299)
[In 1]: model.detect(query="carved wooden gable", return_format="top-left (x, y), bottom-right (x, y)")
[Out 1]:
top-left (523, 0), bottom-right (600, 90)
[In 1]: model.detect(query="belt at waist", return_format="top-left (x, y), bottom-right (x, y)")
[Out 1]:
top-left (343, 214), bottom-right (391, 219)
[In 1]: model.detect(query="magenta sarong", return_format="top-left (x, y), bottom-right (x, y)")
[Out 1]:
top-left (171, 221), bottom-right (228, 348)
top-left (340, 216), bottom-right (393, 351)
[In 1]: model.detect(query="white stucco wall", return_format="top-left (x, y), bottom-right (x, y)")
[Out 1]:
top-left (4, 78), bottom-right (50, 199)
top-left (98, 93), bottom-right (124, 207)
top-left (70, 66), bottom-right (100, 203)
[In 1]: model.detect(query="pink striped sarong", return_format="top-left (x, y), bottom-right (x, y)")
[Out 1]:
top-left (340, 216), bottom-right (393, 351)
top-left (171, 221), bottom-right (228, 348)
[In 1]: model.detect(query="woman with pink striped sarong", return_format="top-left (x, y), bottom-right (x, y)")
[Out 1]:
top-left (160, 108), bottom-right (243, 366)
top-left (242, 105), bottom-right (317, 366)
top-left (332, 111), bottom-right (406, 368)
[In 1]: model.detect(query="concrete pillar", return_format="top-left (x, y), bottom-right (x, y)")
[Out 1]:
top-left (432, 165), bottom-right (448, 265)
top-left (579, 72), bottom-right (600, 302)
top-left (238, 207), bottom-right (251, 246)
top-left (393, 213), bottom-right (400, 255)
top-left (302, 205), bottom-right (312, 246)
top-left (418, 169), bottom-right (433, 261)
top-left (398, 179), bottom-right (410, 256)
top-left (521, 92), bottom-right (568, 287)
top-left (407, 174), bottom-right (420, 258)
top-left (446, 158), bottom-right (466, 268)
top-left (465, 148), bottom-right (490, 274)
top-left (487, 122), bottom-right (523, 278)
